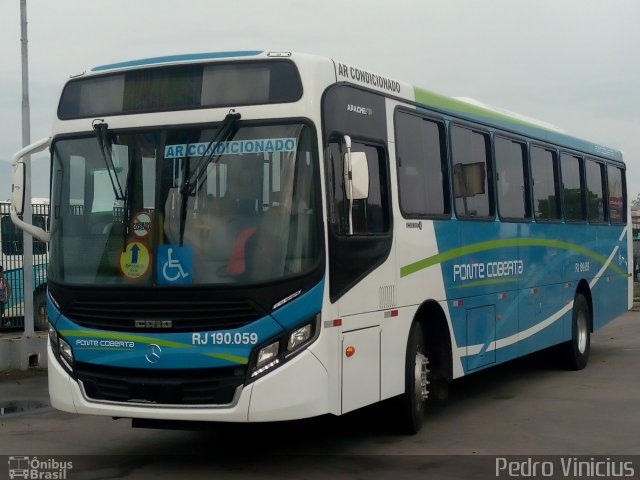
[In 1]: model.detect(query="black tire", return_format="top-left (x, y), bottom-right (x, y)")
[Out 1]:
top-left (561, 293), bottom-right (591, 370)
top-left (33, 289), bottom-right (48, 331)
top-left (399, 322), bottom-right (429, 434)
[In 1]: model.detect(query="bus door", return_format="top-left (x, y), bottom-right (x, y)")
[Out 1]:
top-left (323, 85), bottom-right (395, 412)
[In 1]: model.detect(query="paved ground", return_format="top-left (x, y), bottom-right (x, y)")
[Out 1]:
top-left (1, 309), bottom-right (639, 479)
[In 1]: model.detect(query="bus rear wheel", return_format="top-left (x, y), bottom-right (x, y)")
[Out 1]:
top-left (399, 321), bottom-right (429, 434)
top-left (561, 293), bottom-right (591, 370)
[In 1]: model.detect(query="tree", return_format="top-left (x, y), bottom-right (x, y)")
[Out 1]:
top-left (632, 193), bottom-right (640, 210)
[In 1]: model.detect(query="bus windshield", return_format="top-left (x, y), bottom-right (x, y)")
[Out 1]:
top-left (49, 122), bottom-right (320, 287)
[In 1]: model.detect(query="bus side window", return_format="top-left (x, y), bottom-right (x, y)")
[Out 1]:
top-left (607, 165), bottom-right (626, 224)
top-left (531, 146), bottom-right (561, 221)
top-left (395, 111), bottom-right (448, 218)
top-left (451, 126), bottom-right (493, 219)
top-left (585, 159), bottom-right (607, 224)
top-left (494, 136), bottom-right (529, 221)
top-left (328, 140), bottom-right (390, 236)
top-left (326, 139), bottom-right (392, 301)
top-left (560, 153), bottom-right (586, 222)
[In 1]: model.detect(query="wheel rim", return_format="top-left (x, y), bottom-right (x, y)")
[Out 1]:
top-left (576, 309), bottom-right (588, 354)
top-left (414, 352), bottom-right (429, 405)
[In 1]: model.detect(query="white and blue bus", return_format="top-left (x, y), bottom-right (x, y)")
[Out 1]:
top-left (11, 51), bottom-right (631, 433)
top-left (1, 199), bottom-right (49, 330)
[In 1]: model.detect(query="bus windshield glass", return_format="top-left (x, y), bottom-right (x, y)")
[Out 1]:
top-left (49, 123), bottom-right (320, 287)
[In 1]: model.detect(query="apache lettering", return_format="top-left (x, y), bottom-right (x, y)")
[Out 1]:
top-left (346, 104), bottom-right (373, 115)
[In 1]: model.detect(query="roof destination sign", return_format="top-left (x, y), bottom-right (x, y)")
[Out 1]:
top-left (165, 138), bottom-right (297, 159)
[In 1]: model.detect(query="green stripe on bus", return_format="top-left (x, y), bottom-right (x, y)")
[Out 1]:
top-left (204, 352), bottom-right (248, 364)
top-left (400, 238), bottom-right (627, 278)
top-left (414, 87), bottom-right (556, 132)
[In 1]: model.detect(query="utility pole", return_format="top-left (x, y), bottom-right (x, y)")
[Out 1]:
top-left (21, 0), bottom-right (34, 337)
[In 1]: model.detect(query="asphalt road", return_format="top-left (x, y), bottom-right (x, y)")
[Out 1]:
top-left (1, 309), bottom-right (639, 479)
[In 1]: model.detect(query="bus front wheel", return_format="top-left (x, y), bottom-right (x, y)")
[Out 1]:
top-left (399, 321), bottom-right (430, 434)
top-left (562, 293), bottom-right (591, 370)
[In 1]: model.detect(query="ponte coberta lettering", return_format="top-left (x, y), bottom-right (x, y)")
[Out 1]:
top-left (453, 260), bottom-right (524, 282)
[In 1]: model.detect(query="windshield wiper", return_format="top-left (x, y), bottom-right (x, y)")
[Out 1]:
top-left (93, 120), bottom-right (126, 200)
top-left (93, 120), bottom-right (132, 245)
top-left (177, 111), bottom-right (241, 246)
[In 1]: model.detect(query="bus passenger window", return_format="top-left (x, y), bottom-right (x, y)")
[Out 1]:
top-left (531, 146), bottom-right (561, 221)
top-left (451, 126), bottom-right (492, 218)
top-left (561, 153), bottom-right (586, 222)
top-left (585, 159), bottom-right (606, 224)
top-left (607, 165), bottom-right (626, 224)
top-left (395, 111), bottom-right (448, 217)
top-left (494, 136), bottom-right (529, 220)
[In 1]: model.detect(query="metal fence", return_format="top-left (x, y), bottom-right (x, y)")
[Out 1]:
top-left (0, 202), bottom-right (49, 331)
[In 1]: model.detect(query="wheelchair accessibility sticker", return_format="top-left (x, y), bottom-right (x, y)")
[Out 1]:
top-left (119, 241), bottom-right (151, 280)
top-left (157, 244), bottom-right (193, 285)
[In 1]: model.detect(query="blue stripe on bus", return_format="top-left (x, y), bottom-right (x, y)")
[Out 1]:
top-left (56, 316), bottom-right (282, 368)
top-left (271, 278), bottom-right (325, 329)
top-left (91, 51), bottom-right (264, 72)
top-left (49, 278), bottom-right (325, 369)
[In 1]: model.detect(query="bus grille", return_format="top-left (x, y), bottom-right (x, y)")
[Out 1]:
top-left (76, 362), bottom-right (246, 405)
top-left (65, 298), bottom-right (263, 332)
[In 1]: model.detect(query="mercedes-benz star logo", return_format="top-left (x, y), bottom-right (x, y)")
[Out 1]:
top-left (145, 344), bottom-right (162, 364)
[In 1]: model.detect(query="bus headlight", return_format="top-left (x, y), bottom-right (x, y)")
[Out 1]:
top-left (49, 324), bottom-right (75, 374)
top-left (287, 324), bottom-right (312, 351)
top-left (248, 314), bottom-right (320, 381)
top-left (256, 341), bottom-right (279, 367)
top-left (251, 342), bottom-right (281, 378)
top-left (48, 324), bottom-right (58, 347)
top-left (58, 336), bottom-right (75, 372)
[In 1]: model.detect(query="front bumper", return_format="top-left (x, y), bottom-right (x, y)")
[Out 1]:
top-left (48, 339), bottom-right (329, 422)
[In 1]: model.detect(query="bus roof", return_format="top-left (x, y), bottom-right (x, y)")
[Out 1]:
top-left (91, 50), bottom-right (264, 72)
top-left (412, 86), bottom-right (623, 163)
top-left (81, 50), bottom-right (623, 164)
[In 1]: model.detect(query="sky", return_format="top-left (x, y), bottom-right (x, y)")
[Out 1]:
top-left (0, 0), bottom-right (639, 204)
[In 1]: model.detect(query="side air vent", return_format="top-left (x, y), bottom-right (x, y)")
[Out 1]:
top-left (379, 285), bottom-right (397, 310)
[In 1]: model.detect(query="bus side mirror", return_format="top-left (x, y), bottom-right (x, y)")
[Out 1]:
top-left (9, 137), bottom-right (52, 243)
top-left (344, 152), bottom-right (370, 200)
top-left (12, 162), bottom-right (26, 216)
